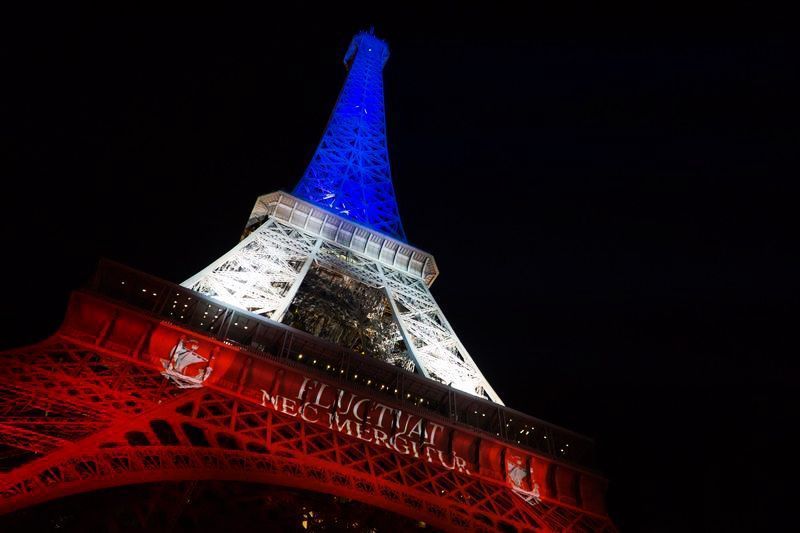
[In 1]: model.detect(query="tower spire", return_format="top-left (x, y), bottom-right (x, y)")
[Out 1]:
top-left (293, 31), bottom-right (407, 242)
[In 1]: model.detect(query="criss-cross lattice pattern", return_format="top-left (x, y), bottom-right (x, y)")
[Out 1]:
top-left (183, 218), bottom-right (320, 320)
top-left (184, 218), bottom-right (502, 401)
top-left (0, 337), bottom-right (614, 532)
top-left (293, 31), bottom-right (406, 241)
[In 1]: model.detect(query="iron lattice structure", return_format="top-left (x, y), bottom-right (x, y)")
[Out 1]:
top-left (183, 32), bottom-right (501, 401)
top-left (0, 268), bottom-right (615, 531)
top-left (2, 482), bottom-right (436, 531)
top-left (293, 31), bottom-right (406, 241)
top-left (1, 30), bottom-right (617, 532)
top-left (184, 193), bottom-right (502, 402)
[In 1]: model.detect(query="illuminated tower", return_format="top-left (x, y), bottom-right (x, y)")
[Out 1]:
top-left (0, 31), bottom-right (616, 532)
top-left (183, 30), bottom-right (502, 403)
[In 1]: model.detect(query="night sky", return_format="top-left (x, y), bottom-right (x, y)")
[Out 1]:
top-left (1, 5), bottom-right (796, 531)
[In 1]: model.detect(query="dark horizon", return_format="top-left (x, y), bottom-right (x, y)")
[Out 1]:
top-left (1, 6), bottom-right (795, 530)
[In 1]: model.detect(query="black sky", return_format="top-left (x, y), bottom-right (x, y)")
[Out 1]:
top-left (1, 4), bottom-right (797, 531)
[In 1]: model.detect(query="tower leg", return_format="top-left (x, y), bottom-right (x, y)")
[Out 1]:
top-left (182, 219), bottom-right (320, 318)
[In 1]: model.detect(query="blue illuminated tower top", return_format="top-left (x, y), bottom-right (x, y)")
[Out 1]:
top-left (293, 30), bottom-right (407, 242)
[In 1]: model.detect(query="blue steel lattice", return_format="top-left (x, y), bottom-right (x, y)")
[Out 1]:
top-left (293, 31), bottom-right (407, 242)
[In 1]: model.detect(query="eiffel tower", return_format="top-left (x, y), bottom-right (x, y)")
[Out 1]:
top-left (0, 30), bottom-right (617, 532)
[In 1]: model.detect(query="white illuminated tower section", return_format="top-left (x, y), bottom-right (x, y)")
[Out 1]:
top-left (183, 31), bottom-right (502, 404)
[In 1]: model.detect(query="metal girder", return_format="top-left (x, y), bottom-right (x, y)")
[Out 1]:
top-left (245, 192), bottom-right (438, 285)
top-left (0, 337), bottom-right (614, 532)
top-left (0, 423), bottom-right (68, 454)
top-left (292, 31), bottom-right (406, 242)
top-left (183, 218), bottom-right (321, 319)
top-left (184, 215), bottom-right (502, 403)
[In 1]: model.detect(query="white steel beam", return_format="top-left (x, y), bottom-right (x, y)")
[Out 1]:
top-left (183, 199), bottom-right (503, 405)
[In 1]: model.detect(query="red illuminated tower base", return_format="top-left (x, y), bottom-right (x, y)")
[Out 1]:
top-left (2, 30), bottom-right (617, 532)
top-left (0, 263), bottom-right (615, 532)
